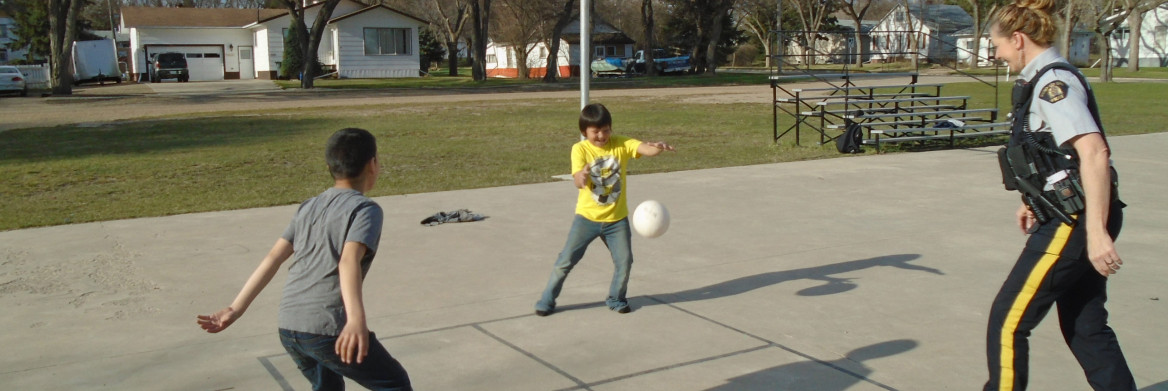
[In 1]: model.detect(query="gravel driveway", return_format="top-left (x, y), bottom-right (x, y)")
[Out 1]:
top-left (0, 75), bottom-right (974, 132)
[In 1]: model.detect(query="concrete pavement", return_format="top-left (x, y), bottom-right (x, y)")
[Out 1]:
top-left (1, 134), bottom-right (1165, 391)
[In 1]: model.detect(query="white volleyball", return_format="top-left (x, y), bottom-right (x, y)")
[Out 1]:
top-left (632, 200), bottom-right (670, 238)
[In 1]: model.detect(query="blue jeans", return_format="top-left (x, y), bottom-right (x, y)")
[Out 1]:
top-left (278, 329), bottom-right (412, 391)
top-left (536, 215), bottom-right (634, 312)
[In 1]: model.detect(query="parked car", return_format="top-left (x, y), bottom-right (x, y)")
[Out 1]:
top-left (591, 49), bottom-right (692, 76)
top-left (150, 52), bottom-right (189, 82)
top-left (0, 66), bottom-right (28, 97)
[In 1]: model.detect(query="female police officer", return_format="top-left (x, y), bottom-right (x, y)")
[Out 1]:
top-left (984, 0), bottom-right (1136, 390)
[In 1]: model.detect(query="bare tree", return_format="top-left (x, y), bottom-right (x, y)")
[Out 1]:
top-left (272, 0), bottom-right (341, 89)
top-left (641, 0), bottom-right (657, 76)
top-left (958, 0), bottom-right (1007, 68)
top-left (470, 0), bottom-right (492, 81)
top-left (1057, 0), bottom-right (1078, 61)
top-left (494, 0), bottom-right (545, 80)
top-left (543, 0), bottom-right (576, 82)
top-left (1125, 0), bottom-right (1168, 71)
top-left (735, 0), bottom-right (778, 67)
top-left (789, 0), bottom-right (836, 66)
top-left (835, 0), bottom-right (872, 66)
top-left (49, 0), bottom-right (85, 95)
top-left (391, 0), bottom-right (471, 76)
top-left (703, 0), bottom-right (735, 74)
top-left (1079, 0), bottom-right (1140, 81)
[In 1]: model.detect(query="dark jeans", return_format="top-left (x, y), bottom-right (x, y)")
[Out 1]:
top-left (279, 329), bottom-right (412, 391)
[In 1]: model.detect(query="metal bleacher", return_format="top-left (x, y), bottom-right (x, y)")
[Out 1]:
top-left (769, 30), bottom-right (1008, 153)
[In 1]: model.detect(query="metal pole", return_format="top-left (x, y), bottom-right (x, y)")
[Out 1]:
top-left (580, 0), bottom-right (590, 110)
top-left (776, 0), bottom-right (782, 74)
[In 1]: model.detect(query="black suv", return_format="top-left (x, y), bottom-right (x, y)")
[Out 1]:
top-left (150, 52), bottom-right (189, 82)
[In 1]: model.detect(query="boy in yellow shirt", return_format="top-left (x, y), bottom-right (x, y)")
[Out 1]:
top-left (535, 103), bottom-right (675, 316)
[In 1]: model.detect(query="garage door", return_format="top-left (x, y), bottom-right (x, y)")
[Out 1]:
top-left (147, 46), bottom-right (223, 81)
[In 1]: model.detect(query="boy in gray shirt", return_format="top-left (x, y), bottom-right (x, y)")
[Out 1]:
top-left (198, 128), bottom-right (411, 391)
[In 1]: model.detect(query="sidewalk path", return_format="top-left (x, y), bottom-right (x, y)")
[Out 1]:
top-left (1, 134), bottom-right (1165, 390)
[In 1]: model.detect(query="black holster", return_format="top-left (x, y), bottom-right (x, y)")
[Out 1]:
top-left (997, 144), bottom-right (1077, 226)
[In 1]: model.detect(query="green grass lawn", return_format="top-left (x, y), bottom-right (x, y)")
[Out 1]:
top-left (3, 81), bottom-right (1165, 230)
top-left (950, 65), bottom-right (1168, 80)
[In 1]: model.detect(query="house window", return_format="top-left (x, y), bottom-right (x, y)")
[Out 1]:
top-left (0, 49), bottom-right (7, 62)
top-left (593, 45), bottom-right (620, 58)
top-left (486, 54), bottom-right (497, 64)
top-left (1157, 26), bottom-right (1167, 47)
top-left (1115, 27), bottom-right (1130, 41)
top-left (363, 28), bottom-right (411, 55)
top-left (0, 24), bottom-right (8, 39)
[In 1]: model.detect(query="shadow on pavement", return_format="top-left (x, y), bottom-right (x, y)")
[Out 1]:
top-left (649, 254), bottom-right (941, 306)
top-left (1141, 380), bottom-right (1168, 391)
top-left (548, 254), bottom-right (941, 316)
top-left (705, 339), bottom-right (918, 391)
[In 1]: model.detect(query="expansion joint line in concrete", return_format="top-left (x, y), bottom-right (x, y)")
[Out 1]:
top-left (472, 324), bottom-right (593, 391)
top-left (640, 295), bottom-right (900, 391)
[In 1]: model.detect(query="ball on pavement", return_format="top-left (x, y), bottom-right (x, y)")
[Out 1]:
top-left (632, 200), bottom-right (670, 238)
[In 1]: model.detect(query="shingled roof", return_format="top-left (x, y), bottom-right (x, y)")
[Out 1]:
top-left (906, 4), bottom-right (973, 34)
top-left (120, 6), bottom-right (288, 28)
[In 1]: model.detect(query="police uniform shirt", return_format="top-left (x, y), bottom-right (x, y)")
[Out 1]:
top-left (1017, 47), bottom-right (1100, 148)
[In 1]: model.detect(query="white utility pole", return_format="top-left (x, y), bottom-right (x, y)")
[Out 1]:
top-left (580, 0), bottom-right (590, 109)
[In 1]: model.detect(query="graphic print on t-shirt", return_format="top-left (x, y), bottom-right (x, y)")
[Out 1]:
top-left (587, 155), bottom-right (621, 205)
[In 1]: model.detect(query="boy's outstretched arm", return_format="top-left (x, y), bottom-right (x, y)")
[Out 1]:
top-left (197, 238), bottom-right (294, 333)
top-left (335, 241), bottom-right (371, 365)
top-left (637, 141), bottom-right (676, 157)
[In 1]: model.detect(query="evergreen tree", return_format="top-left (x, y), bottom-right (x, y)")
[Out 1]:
top-left (419, 27), bottom-right (446, 73)
top-left (280, 21), bottom-right (305, 79)
top-left (9, 0), bottom-right (53, 62)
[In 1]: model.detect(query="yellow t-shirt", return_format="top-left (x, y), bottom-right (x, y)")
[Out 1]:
top-left (572, 135), bottom-right (642, 222)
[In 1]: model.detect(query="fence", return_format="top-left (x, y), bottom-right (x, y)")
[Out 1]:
top-left (13, 64), bottom-right (51, 90)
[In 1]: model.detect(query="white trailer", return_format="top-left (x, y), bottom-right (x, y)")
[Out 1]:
top-left (72, 39), bottom-right (122, 85)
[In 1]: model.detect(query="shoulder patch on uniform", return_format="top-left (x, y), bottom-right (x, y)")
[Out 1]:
top-left (1039, 80), bottom-right (1068, 103)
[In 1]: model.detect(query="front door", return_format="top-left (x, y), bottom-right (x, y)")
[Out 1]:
top-left (239, 47), bottom-right (254, 80)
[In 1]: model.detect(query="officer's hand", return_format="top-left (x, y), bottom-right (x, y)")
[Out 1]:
top-left (1087, 233), bottom-right (1122, 277)
top-left (1016, 203), bottom-right (1036, 234)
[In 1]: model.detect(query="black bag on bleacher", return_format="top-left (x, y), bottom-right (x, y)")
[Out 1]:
top-left (836, 122), bottom-right (863, 154)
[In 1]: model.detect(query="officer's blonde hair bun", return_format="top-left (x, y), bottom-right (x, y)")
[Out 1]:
top-left (1015, 0), bottom-right (1055, 14)
top-left (992, 0), bottom-right (1057, 46)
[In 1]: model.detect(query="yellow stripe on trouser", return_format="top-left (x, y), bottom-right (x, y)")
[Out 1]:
top-left (998, 222), bottom-right (1074, 391)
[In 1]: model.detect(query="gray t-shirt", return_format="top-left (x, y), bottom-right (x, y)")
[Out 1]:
top-left (278, 187), bottom-right (383, 335)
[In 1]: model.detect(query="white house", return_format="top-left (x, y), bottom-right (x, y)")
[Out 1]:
top-left (120, 0), bottom-right (426, 81)
top-left (784, 16), bottom-right (877, 65)
top-left (0, 10), bottom-right (31, 64)
top-left (485, 17), bottom-right (633, 78)
top-left (1110, 4), bottom-right (1168, 67)
top-left (868, 3), bottom-right (973, 63)
top-left (485, 41), bottom-right (571, 78)
top-left (953, 28), bottom-right (1092, 66)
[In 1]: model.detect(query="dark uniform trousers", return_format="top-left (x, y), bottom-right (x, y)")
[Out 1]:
top-left (984, 201), bottom-right (1136, 391)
